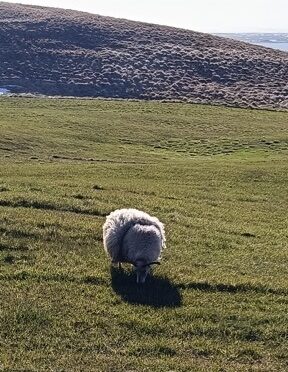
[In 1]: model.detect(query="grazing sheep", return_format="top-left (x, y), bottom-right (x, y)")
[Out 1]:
top-left (103, 208), bottom-right (166, 283)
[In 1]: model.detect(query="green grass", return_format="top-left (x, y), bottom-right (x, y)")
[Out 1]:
top-left (0, 98), bottom-right (287, 371)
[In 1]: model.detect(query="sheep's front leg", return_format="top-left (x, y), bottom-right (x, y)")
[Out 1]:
top-left (112, 260), bottom-right (122, 270)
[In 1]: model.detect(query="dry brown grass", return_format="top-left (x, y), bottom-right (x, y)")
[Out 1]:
top-left (0, 2), bottom-right (287, 109)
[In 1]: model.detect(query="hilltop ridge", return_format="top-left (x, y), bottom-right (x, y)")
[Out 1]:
top-left (0, 2), bottom-right (287, 109)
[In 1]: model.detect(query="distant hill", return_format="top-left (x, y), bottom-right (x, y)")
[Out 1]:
top-left (216, 33), bottom-right (288, 52)
top-left (0, 2), bottom-right (288, 110)
top-left (216, 33), bottom-right (288, 44)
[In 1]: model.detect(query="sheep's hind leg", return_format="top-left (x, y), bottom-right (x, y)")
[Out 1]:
top-left (118, 262), bottom-right (123, 270)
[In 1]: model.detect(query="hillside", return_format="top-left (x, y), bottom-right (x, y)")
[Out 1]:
top-left (0, 2), bottom-right (288, 110)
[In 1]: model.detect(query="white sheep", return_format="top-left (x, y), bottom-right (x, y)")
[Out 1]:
top-left (103, 208), bottom-right (166, 283)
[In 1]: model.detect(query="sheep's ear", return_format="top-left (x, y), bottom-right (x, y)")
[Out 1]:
top-left (149, 261), bottom-right (161, 266)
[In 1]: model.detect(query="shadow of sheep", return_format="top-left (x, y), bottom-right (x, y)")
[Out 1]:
top-left (110, 267), bottom-right (181, 308)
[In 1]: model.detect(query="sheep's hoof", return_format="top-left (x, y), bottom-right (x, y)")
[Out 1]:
top-left (111, 261), bottom-right (123, 270)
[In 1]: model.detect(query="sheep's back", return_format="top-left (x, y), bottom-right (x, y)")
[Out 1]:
top-left (122, 223), bottom-right (162, 263)
top-left (102, 208), bottom-right (165, 262)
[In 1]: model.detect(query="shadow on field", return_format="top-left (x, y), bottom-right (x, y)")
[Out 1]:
top-left (176, 281), bottom-right (286, 295)
top-left (111, 267), bottom-right (182, 308)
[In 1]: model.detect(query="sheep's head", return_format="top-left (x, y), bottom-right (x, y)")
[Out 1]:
top-left (134, 260), bottom-right (160, 284)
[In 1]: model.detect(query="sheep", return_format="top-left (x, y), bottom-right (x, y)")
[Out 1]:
top-left (103, 208), bottom-right (166, 283)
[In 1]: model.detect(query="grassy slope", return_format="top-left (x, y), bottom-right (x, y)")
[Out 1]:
top-left (0, 98), bottom-right (287, 371)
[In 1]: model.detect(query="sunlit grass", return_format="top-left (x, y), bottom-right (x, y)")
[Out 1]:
top-left (0, 98), bottom-right (287, 371)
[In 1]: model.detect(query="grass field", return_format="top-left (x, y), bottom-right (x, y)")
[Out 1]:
top-left (0, 98), bottom-right (287, 371)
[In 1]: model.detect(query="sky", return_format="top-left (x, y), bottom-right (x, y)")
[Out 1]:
top-left (5, 0), bottom-right (288, 33)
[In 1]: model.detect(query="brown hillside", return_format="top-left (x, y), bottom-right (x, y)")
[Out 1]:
top-left (0, 2), bottom-right (287, 109)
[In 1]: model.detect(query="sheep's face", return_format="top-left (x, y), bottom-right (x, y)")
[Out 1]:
top-left (135, 263), bottom-right (150, 284)
top-left (134, 260), bottom-right (160, 284)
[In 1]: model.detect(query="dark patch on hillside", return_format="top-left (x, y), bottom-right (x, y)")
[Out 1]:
top-left (0, 2), bottom-right (287, 109)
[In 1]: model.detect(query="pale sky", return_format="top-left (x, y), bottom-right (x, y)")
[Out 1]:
top-left (5, 0), bottom-right (288, 33)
